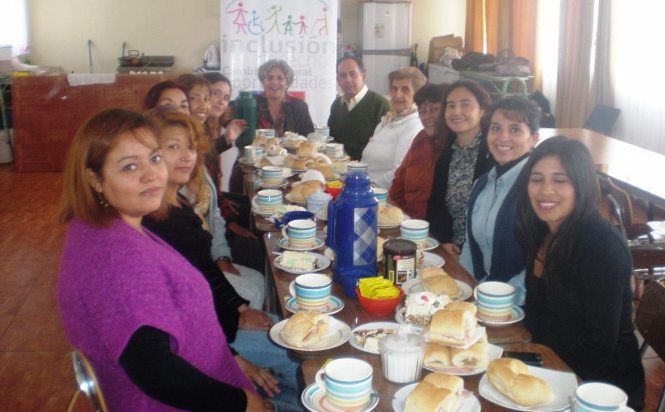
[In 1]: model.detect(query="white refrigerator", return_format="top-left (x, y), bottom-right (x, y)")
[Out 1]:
top-left (361, 1), bottom-right (412, 96)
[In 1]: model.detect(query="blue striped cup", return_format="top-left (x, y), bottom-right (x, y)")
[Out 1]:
top-left (400, 219), bottom-right (429, 245)
top-left (256, 128), bottom-right (276, 137)
top-left (289, 273), bottom-right (331, 309)
top-left (475, 281), bottom-right (515, 321)
top-left (261, 166), bottom-right (285, 186)
top-left (347, 161), bottom-right (368, 174)
top-left (255, 189), bottom-right (283, 213)
top-left (281, 219), bottom-right (317, 248)
top-left (574, 382), bottom-right (627, 412)
top-left (372, 187), bottom-right (388, 205)
top-left (315, 358), bottom-right (373, 409)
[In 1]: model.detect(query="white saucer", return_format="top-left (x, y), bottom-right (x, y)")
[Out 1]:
top-left (420, 237), bottom-right (440, 251)
top-left (392, 385), bottom-right (480, 412)
top-left (276, 236), bottom-right (325, 251)
top-left (270, 317), bottom-right (351, 352)
top-left (301, 383), bottom-right (379, 412)
top-left (477, 306), bottom-right (526, 327)
top-left (274, 252), bottom-right (331, 275)
top-left (298, 171), bottom-right (341, 181)
top-left (257, 179), bottom-right (289, 189)
top-left (400, 278), bottom-right (473, 302)
top-left (350, 321), bottom-right (402, 355)
top-left (285, 296), bottom-right (344, 315)
top-left (421, 251), bottom-right (445, 268)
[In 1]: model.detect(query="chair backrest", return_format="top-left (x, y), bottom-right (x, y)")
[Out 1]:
top-left (584, 104), bottom-right (621, 135)
top-left (71, 351), bottom-right (108, 412)
top-left (606, 178), bottom-right (635, 229)
top-left (606, 193), bottom-right (628, 240)
top-left (635, 280), bottom-right (665, 361)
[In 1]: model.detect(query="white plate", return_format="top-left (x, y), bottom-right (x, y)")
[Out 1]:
top-left (421, 252), bottom-right (445, 268)
top-left (392, 384), bottom-right (481, 412)
top-left (269, 317), bottom-right (351, 352)
top-left (424, 325), bottom-right (486, 349)
top-left (401, 279), bottom-right (473, 302)
top-left (479, 366), bottom-right (578, 411)
top-left (350, 322), bottom-right (402, 355)
top-left (285, 296), bottom-right (344, 315)
top-left (274, 252), bottom-right (331, 275)
top-left (423, 344), bottom-right (504, 376)
top-left (257, 179), bottom-right (289, 189)
top-left (298, 171), bottom-right (341, 181)
top-left (302, 383), bottom-right (379, 412)
top-left (276, 236), bottom-right (325, 251)
top-left (284, 193), bottom-right (308, 206)
top-left (477, 306), bottom-right (526, 327)
top-left (394, 306), bottom-right (425, 333)
top-left (420, 237), bottom-right (440, 251)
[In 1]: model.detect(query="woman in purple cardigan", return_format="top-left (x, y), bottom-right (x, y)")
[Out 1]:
top-left (57, 108), bottom-right (274, 411)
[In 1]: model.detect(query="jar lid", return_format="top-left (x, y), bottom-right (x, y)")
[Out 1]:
top-left (383, 238), bottom-right (417, 254)
top-left (379, 332), bottom-right (425, 353)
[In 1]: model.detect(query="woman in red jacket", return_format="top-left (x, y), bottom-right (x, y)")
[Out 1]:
top-left (389, 84), bottom-right (447, 219)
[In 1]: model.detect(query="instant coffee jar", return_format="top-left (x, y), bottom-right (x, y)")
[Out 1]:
top-left (383, 239), bottom-right (417, 285)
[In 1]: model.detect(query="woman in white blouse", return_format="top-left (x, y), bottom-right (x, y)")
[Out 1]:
top-left (362, 67), bottom-right (426, 189)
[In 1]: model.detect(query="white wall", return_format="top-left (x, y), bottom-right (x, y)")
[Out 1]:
top-left (28, 0), bottom-right (219, 74)
top-left (27, 0), bottom-right (465, 74)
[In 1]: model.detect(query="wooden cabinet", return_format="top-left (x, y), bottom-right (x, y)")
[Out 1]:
top-left (12, 74), bottom-right (165, 172)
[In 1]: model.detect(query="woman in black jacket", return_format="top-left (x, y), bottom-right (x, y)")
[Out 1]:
top-left (516, 136), bottom-right (645, 410)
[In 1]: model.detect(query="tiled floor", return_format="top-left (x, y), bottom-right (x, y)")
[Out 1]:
top-left (0, 162), bottom-right (663, 410)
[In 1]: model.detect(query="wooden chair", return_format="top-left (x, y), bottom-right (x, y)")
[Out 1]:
top-left (635, 280), bottom-right (665, 412)
top-left (66, 351), bottom-right (108, 412)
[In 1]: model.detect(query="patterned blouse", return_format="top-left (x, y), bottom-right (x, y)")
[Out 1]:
top-left (445, 134), bottom-right (482, 245)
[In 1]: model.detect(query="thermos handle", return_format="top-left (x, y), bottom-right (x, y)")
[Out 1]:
top-left (326, 200), bottom-right (336, 252)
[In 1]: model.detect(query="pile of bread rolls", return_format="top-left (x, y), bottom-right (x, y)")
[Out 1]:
top-left (288, 180), bottom-right (324, 203)
top-left (487, 358), bottom-right (554, 407)
top-left (428, 301), bottom-right (479, 347)
top-left (405, 372), bottom-right (464, 412)
top-left (378, 204), bottom-right (404, 226)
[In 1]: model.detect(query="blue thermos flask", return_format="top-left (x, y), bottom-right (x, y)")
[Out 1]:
top-left (326, 173), bottom-right (378, 297)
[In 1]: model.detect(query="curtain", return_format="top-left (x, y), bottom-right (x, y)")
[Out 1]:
top-left (554, 0), bottom-right (597, 128)
top-left (465, 0), bottom-right (485, 52)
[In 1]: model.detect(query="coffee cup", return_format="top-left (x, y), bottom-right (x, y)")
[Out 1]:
top-left (315, 126), bottom-right (330, 136)
top-left (244, 145), bottom-right (256, 162)
top-left (347, 161), bottom-right (368, 174)
top-left (307, 191), bottom-right (332, 220)
top-left (255, 147), bottom-right (266, 159)
top-left (255, 189), bottom-right (283, 213)
top-left (314, 358), bottom-right (373, 409)
top-left (256, 128), bottom-right (276, 137)
top-left (325, 143), bottom-right (345, 159)
top-left (372, 187), bottom-right (389, 205)
top-left (289, 273), bottom-right (332, 309)
top-left (281, 219), bottom-right (317, 248)
top-left (400, 219), bottom-right (429, 246)
top-left (574, 382), bottom-right (627, 411)
top-left (474, 281), bottom-right (515, 321)
top-left (261, 166), bottom-right (285, 186)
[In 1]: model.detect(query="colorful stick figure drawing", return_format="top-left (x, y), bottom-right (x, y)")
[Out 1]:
top-left (312, 7), bottom-right (329, 35)
top-left (282, 15), bottom-right (294, 35)
top-left (295, 15), bottom-right (309, 35)
top-left (248, 10), bottom-right (265, 34)
top-left (228, 2), bottom-right (249, 34)
top-left (265, 5), bottom-right (282, 34)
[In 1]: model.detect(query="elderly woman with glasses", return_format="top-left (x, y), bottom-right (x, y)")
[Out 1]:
top-left (255, 59), bottom-right (314, 137)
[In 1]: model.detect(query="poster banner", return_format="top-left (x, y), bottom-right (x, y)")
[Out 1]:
top-left (220, 0), bottom-right (338, 128)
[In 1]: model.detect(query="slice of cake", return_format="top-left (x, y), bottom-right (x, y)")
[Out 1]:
top-left (404, 292), bottom-right (451, 327)
top-left (354, 328), bottom-right (399, 352)
top-left (279, 251), bottom-right (319, 271)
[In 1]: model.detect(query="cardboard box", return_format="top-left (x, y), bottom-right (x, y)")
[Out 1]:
top-left (428, 35), bottom-right (464, 64)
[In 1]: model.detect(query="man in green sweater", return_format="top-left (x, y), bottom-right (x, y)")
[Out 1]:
top-left (328, 56), bottom-right (391, 160)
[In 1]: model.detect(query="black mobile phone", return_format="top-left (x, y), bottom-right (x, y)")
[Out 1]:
top-left (502, 351), bottom-right (544, 366)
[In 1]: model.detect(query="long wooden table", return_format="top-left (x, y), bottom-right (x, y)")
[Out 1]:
top-left (540, 128), bottom-right (665, 211)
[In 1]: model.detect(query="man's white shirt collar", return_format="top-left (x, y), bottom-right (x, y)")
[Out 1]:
top-left (343, 84), bottom-right (368, 111)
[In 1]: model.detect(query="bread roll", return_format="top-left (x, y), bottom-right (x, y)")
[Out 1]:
top-left (312, 164), bottom-right (335, 180)
top-left (420, 266), bottom-right (446, 280)
top-left (444, 301), bottom-right (477, 315)
top-left (376, 236), bottom-right (385, 261)
top-left (289, 181), bottom-right (323, 202)
top-left (284, 155), bottom-right (314, 170)
top-left (280, 311), bottom-right (329, 348)
top-left (297, 141), bottom-right (318, 158)
top-left (450, 334), bottom-right (488, 369)
top-left (424, 342), bottom-right (451, 369)
top-left (378, 205), bottom-right (404, 226)
top-left (405, 381), bottom-right (457, 412)
top-left (258, 157), bottom-right (273, 167)
top-left (423, 275), bottom-right (460, 299)
top-left (252, 134), bottom-right (268, 148)
top-left (487, 358), bottom-right (554, 407)
top-left (423, 372), bottom-right (464, 396)
top-left (428, 309), bottom-right (477, 346)
top-left (266, 137), bottom-right (281, 147)
top-left (314, 153), bottom-right (332, 165)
